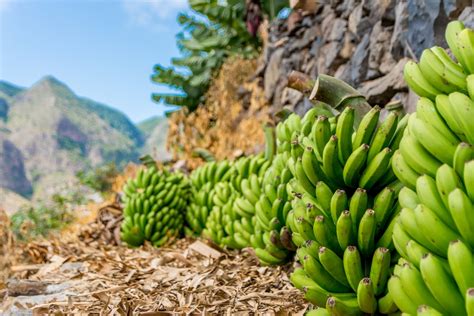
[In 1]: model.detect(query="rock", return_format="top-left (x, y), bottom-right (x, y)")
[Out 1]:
top-left (317, 41), bottom-right (344, 75)
top-left (340, 32), bottom-right (357, 60)
top-left (291, 24), bottom-right (320, 51)
top-left (334, 62), bottom-right (352, 83)
top-left (406, 0), bottom-right (442, 58)
top-left (281, 87), bottom-right (304, 108)
top-left (350, 33), bottom-right (370, 85)
top-left (367, 0), bottom-right (396, 24)
top-left (368, 22), bottom-right (385, 71)
top-left (444, 0), bottom-right (472, 18)
top-left (321, 8), bottom-right (337, 39)
top-left (264, 48), bottom-right (286, 102)
top-left (358, 58), bottom-right (409, 105)
top-left (328, 18), bottom-right (347, 42)
top-left (0, 137), bottom-right (32, 198)
top-left (294, 98), bottom-right (314, 117)
top-left (348, 3), bottom-right (372, 39)
top-left (459, 6), bottom-right (474, 29)
top-left (336, 0), bottom-right (358, 19)
top-left (390, 1), bottom-right (408, 60)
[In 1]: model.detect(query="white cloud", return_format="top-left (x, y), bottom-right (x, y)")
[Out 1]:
top-left (122, 0), bottom-right (188, 28)
top-left (0, 0), bottom-right (14, 12)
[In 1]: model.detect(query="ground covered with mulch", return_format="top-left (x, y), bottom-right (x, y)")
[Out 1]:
top-left (1, 203), bottom-right (308, 315)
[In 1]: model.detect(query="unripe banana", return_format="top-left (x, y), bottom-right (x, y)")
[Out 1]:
top-left (353, 106), bottom-right (380, 150)
top-left (416, 175), bottom-right (456, 229)
top-left (343, 246), bottom-right (364, 292)
top-left (388, 275), bottom-right (418, 315)
top-left (445, 21), bottom-right (467, 70)
top-left (326, 295), bottom-right (362, 316)
top-left (336, 106), bottom-right (354, 163)
top-left (448, 189), bottom-right (474, 247)
top-left (357, 278), bottom-right (377, 314)
top-left (420, 253), bottom-right (466, 315)
top-left (448, 240), bottom-right (474, 297)
top-left (404, 60), bottom-right (443, 100)
top-left (330, 189), bottom-right (348, 224)
top-left (370, 247), bottom-right (391, 296)
top-left (318, 246), bottom-right (350, 288)
top-left (417, 305), bottom-right (444, 316)
top-left (457, 28), bottom-right (474, 74)
top-left (467, 288), bottom-right (474, 316)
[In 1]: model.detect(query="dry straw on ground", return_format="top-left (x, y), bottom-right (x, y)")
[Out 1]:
top-left (167, 57), bottom-right (271, 170)
top-left (1, 202), bottom-right (308, 315)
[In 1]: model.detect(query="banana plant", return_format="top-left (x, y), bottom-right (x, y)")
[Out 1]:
top-left (151, 0), bottom-right (288, 112)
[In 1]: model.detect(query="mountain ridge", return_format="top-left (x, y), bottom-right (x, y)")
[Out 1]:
top-left (0, 76), bottom-right (168, 209)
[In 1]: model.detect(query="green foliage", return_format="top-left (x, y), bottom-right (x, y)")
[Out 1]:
top-left (152, 0), bottom-right (263, 111)
top-left (79, 98), bottom-right (144, 146)
top-left (76, 162), bottom-right (118, 193)
top-left (10, 192), bottom-right (83, 241)
top-left (57, 134), bottom-right (87, 155)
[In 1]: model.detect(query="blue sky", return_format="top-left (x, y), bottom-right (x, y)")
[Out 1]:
top-left (0, 0), bottom-right (188, 122)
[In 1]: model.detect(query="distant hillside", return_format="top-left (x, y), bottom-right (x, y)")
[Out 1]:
top-left (0, 76), bottom-right (167, 205)
top-left (138, 116), bottom-right (171, 161)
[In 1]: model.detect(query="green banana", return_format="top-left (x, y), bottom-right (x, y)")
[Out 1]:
top-left (457, 28), bottom-right (474, 74)
top-left (336, 106), bottom-right (355, 163)
top-left (370, 247), bottom-right (391, 296)
top-left (448, 240), bottom-right (474, 296)
top-left (404, 60), bottom-right (443, 100)
top-left (420, 253), bottom-right (466, 316)
top-left (448, 189), bottom-right (474, 247)
top-left (454, 142), bottom-right (474, 177)
top-left (445, 21), bottom-right (467, 71)
top-left (352, 106), bottom-right (380, 150)
top-left (357, 278), bottom-right (377, 314)
top-left (343, 144), bottom-right (370, 188)
top-left (343, 246), bottom-right (364, 293)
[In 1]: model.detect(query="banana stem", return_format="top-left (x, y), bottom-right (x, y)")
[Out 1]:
top-left (310, 74), bottom-right (372, 124)
top-left (263, 123), bottom-right (276, 161)
top-left (287, 71), bottom-right (315, 96)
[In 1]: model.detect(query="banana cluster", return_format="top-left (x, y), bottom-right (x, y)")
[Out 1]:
top-left (251, 152), bottom-right (295, 265)
top-left (404, 21), bottom-right (474, 101)
top-left (288, 106), bottom-right (407, 314)
top-left (251, 109), bottom-right (327, 265)
top-left (388, 20), bottom-right (474, 316)
top-left (202, 154), bottom-right (269, 249)
top-left (185, 160), bottom-right (233, 235)
top-left (121, 167), bottom-right (189, 247)
top-left (391, 162), bottom-right (474, 315)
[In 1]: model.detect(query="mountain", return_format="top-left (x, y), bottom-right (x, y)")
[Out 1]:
top-left (138, 116), bottom-right (171, 161)
top-left (0, 76), bottom-right (168, 206)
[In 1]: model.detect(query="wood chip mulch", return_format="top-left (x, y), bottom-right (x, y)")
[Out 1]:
top-left (1, 205), bottom-right (308, 315)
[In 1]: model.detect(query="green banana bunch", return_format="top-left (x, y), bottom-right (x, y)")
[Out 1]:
top-left (202, 181), bottom-right (238, 247)
top-left (287, 106), bottom-right (406, 314)
top-left (252, 108), bottom-right (333, 265)
top-left (390, 162), bottom-right (474, 315)
top-left (185, 160), bottom-right (233, 235)
top-left (403, 21), bottom-right (474, 101)
top-left (251, 150), bottom-right (295, 265)
top-left (289, 189), bottom-right (400, 314)
top-left (294, 105), bottom-right (404, 194)
top-left (202, 154), bottom-right (270, 249)
top-left (121, 166), bottom-right (189, 247)
top-left (388, 21), bottom-right (474, 316)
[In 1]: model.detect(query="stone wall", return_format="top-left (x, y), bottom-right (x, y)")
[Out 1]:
top-left (257, 0), bottom-right (473, 115)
